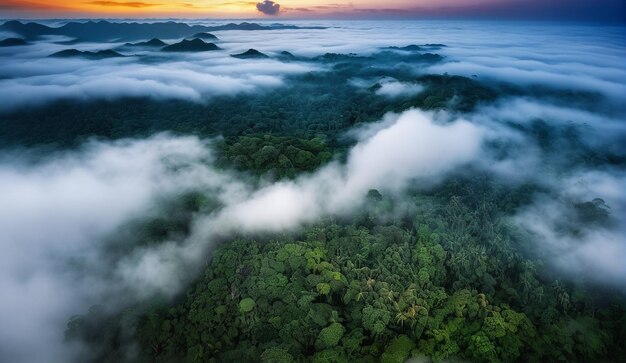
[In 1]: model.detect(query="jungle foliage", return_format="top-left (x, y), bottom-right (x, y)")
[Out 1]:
top-left (0, 65), bottom-right (496, 148)
top-left (215, 135), bottom-right (334, 179)
top-left (65, 186), bottom-right (626, 362)
top-left (4, 47), bottom-right (622, 362)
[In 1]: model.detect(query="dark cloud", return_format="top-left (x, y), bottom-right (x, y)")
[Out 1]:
top-left (256, 0), bottom-right (280, 15)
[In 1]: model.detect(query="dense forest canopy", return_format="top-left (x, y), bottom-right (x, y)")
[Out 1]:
top-left (0, 20), bottom-right (624, 363)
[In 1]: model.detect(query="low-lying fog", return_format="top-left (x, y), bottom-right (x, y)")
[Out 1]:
top-left (0, 19), bottom-right (624, 362)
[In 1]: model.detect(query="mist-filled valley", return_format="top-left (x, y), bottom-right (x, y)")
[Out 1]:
top-left (0, 18), bottom-right (625, 363)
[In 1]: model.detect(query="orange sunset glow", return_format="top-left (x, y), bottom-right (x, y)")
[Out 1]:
top-left (1, 0), bottom-right (625, 21)
top-left (6, 0), bottom-right (364, 17)
top-left (0, 0), bottom-right (557, 18)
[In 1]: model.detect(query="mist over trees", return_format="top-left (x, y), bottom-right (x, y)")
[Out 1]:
top-left (0, 19), bottom-right (624, 363)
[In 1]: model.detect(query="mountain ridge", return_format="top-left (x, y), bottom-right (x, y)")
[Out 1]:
top-left (0, 20), bottom-right (327, 42)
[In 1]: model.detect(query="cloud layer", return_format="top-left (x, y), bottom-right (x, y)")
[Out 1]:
top-left (2, 104), bottom-right (621, 362)
top-left (1, 20), bottom-right (625, 111)
top-left (256, 0), bottom-right (280, 16)
top-left (211, 110), bottom-right (483, 232)
top-left (0, 43), bottom-right (314, 112)
top-left (0, 19), bottom-right (625, 363)
top-left (0, 108), bottom-right (484, 362)
top-left (0, 135), bottom-right (222, 362)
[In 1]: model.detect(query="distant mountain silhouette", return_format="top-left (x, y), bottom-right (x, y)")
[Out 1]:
top-left (0, 38), bottom-right (28, 47)
top-left (50, 49), bottom-right (125, 59)
top-left (385, 44), bottom-right (447, 51)
top-left (231, 49), bottom-right (269, 59)
top-left (0, 20), bottom-right (48, 38)
top-left (162, 39), bottom-right (220, 52)
top-left (314, 53), bottom-right (364, 62)
top-left (192, 32), bottom-right (218, 40)
top-left (424, 43), bottom-right (447, 48)
top-left (309, 50), bottom-right (444, 65)
top-left (124, 38), bottom-right (167, 47)
top-left (277, 51), bottom-right (297, 61)
top-left (410, 53), bottom-right (444, 62)
top-left (386, 45), bottom-right (423, 51)
top-left (0, 20), bottom-right (326, 42)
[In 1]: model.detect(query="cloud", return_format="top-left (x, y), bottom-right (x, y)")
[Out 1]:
top-left (256, 0), bottom-right (280, 15)
top-left (1, 91), bottom-right (623, 362)
top-left (0, 134), bottom-right (232, 362)
top-left (208, 109), bottom-right (484, 233)
top-left (476, 98), bottom-right (626, 152)
top-left (86, 1), bottom-right (162, 8)
top-left (459, 97), bottom-right (626, 286)
top-left (0, 47), bottom-right (315, 112)
top-left (0, 19), bottom-right (625, 362)
top-left (286, 7), bottom-right (314, 13)
top-left (2, 20), bottom-right (623, 111)
top-left (375, 78), bottom-right (425, 98)
top-left (426, 60), bottom-right (626, 102)
top-left (419, 27), bottom-right (626, 103)
top-left (514, 170), bottom-right (626, 285)
top-left (352, 8), bottom-right (407, 14)
top-left (284, 3), bottom-right (355, 13)
top-left (0, 108), bottom-right (485, 362)
top-left (348, 77), bottom-right (425, 99)
top-left (0, 0), bottom-right (70, 11)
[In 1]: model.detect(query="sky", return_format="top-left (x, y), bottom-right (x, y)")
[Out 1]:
top-left (0, 0), bottom-right (624, 22)
top-left (0, 8), bottom-right (625, 360)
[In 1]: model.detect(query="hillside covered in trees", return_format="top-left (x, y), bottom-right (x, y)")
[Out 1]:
top-left (0, 19), bottom-right (624, 363)
top-left (66, 184), bottom-right (626, 362)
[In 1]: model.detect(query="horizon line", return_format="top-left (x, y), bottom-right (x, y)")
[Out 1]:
top-left (2, 17), bottom-right (626, 25)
